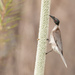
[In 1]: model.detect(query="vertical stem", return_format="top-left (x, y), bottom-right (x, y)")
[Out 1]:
top-left (0, 0), bottom-right (5, 30)
top-left (34, 0), bottom-right (51, 75)
top-left (0, 0), bottom-right (4, 11)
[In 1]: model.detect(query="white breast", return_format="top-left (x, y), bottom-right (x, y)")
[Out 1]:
top-left (50, 33), bottom-right (55, 44)
top-left (50, 35), bottom-right (59, 53)
top-left (49, 25), bottom-right (58, 44)
top-left (49, 25), bottom-right (59, 53)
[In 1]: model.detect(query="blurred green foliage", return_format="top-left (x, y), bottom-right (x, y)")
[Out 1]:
top-left (0, 0), bottom-right (24, 30)
top-left (0, 0), bottom-right (24, 47)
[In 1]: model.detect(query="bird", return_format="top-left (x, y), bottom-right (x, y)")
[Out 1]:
top-left (46, 15), bottom-right (67, 68)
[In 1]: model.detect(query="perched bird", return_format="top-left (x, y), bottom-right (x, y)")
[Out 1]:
top-left (46, 15), bottom-right (67, 68)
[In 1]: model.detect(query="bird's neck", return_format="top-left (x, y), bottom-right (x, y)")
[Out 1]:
top-left (52, 25), bottom-right (60, 31)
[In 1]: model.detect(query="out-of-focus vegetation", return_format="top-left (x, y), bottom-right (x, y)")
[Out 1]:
top-left (0, 0), bottom-right (22, 30)
top-left (0, 0), bottom-right (23, 59)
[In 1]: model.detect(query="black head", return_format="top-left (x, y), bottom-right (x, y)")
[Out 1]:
top-left (49, 15), bottom-right (60, 25)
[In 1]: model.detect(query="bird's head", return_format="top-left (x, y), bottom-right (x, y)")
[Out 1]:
top-left (49, 15), bottom-right (60, 25)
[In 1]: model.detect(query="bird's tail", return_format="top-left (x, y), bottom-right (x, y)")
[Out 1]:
top-left (60, 53), bottom-right (67, 68)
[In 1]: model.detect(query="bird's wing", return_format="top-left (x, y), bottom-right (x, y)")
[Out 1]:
top-left (53, 28), bottom-right (63, 54)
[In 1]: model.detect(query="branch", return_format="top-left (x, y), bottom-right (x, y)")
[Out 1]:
top-left (34, 0), bottom-right (51, 75)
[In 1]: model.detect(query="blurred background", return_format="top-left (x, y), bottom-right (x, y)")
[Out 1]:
top-left (0, 0), bottom-right (75, 75)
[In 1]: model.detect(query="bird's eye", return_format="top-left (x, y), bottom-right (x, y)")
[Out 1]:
top-left (55, 19), bottom-right (56, 22)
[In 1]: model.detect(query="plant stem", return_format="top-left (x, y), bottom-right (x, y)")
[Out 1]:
top-left (34, 0), bottom-right (51, 75)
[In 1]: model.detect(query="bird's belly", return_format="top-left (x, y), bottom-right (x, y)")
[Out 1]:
top-left (50, 34), bottom-right (55, 45)
top-left (51, 44), bottom-right (59, 53)
top-left (50, 35), bottom-right (59, 53)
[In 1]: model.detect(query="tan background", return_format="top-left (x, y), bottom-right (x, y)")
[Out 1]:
top-left (0, 0), bottom-right (75, 75)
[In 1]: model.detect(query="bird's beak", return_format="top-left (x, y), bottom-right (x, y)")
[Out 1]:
top-left (49, 15), bottom-right (55, 20)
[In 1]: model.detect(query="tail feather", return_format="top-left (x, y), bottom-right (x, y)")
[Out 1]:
top-left (60, 53), bottom-right (67, 68)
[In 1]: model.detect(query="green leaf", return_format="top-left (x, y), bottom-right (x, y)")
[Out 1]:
top-left (0, 0), bottom-right (4, 11)
top-left (0, 14), bottom-right (2, 23)
top-left (7, 24), bottom-right (18, 29)
top-left (5, 8), bottom-right (13, 16)
top-left (3, 16), bottom-right (20, 26)
top-left (6, 0), bottom-right (12, 9)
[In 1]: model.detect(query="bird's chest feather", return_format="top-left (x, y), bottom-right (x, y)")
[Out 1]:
top-left (50, 33), bottom-right (59, 52)
top-left (50, 33), bottom-right (55, 45)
